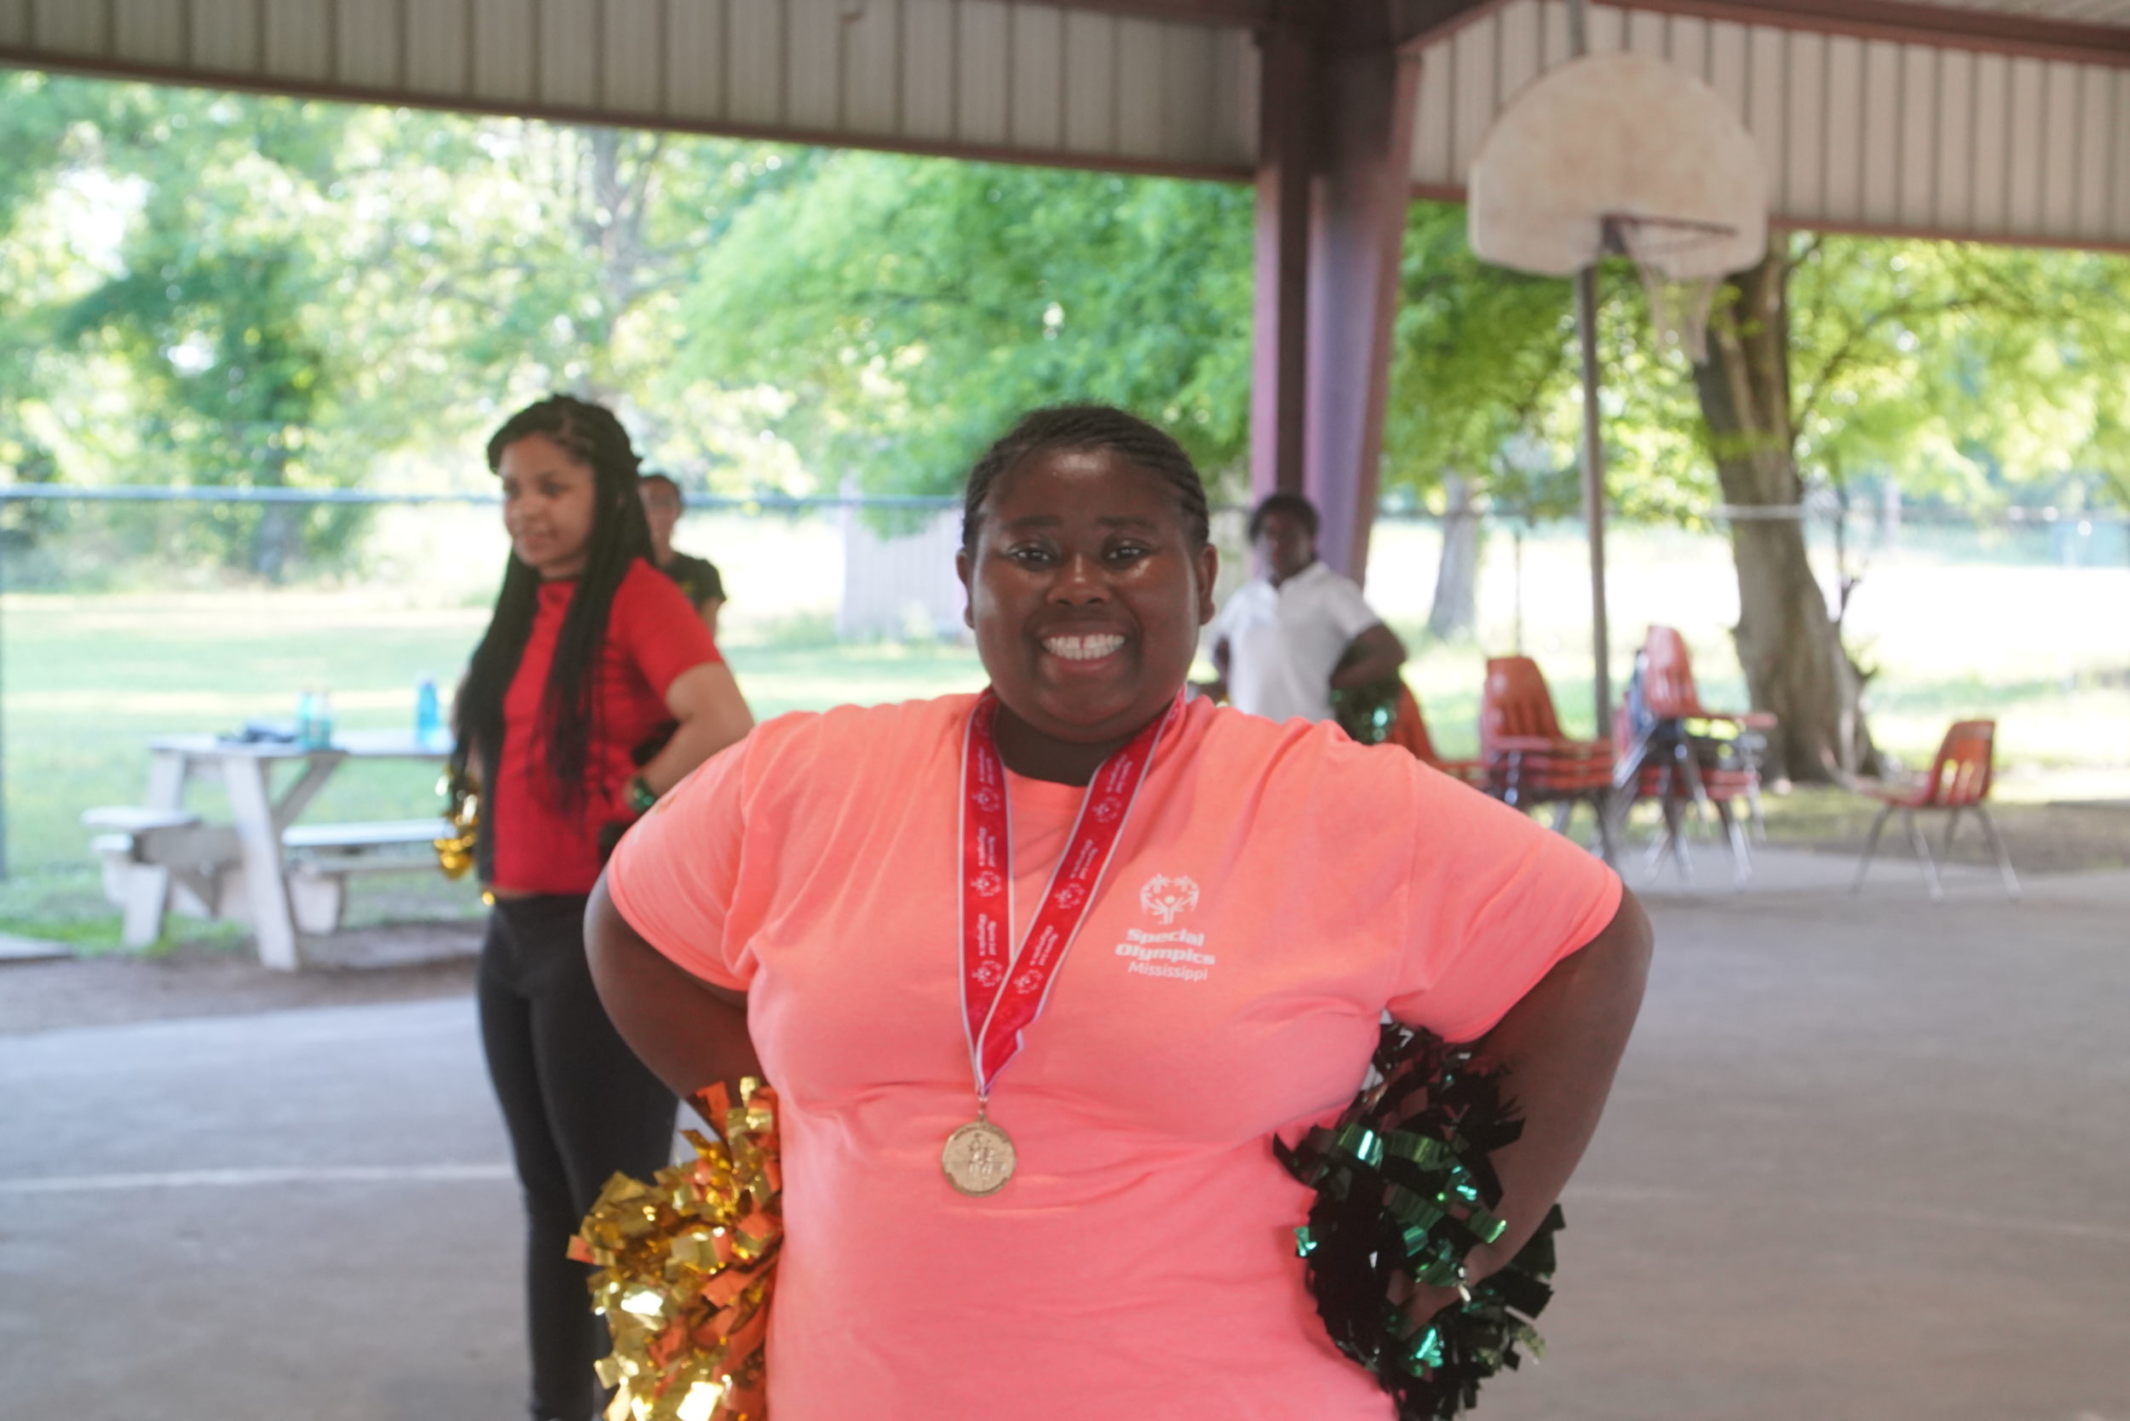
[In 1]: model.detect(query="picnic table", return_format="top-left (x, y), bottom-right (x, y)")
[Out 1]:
top-left (82, 730), bottom-right (453, 969)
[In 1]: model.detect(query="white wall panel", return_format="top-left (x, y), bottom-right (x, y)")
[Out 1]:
top-left (2112, 70), bottom-right (2130, 236)
top-left (193, 1), bottom-right (260, 73)
top-left (1931, 48), bottom-right (1973, 230)
top-left (664, 0), bottom-right (726, 124)
top-left (538, 0), bottom-right (601, 109)
top-left (1114, 15), bottom-right (1166, 158)
top-left (1787, 33), bottom-right (1826, 218)
top-left (841, 0), bottom-right (902, 134)
top-left (1970, 53), bottom-right (2011, 231)
top-left (898, 0), bottom-right (955, 142)
top-left (472, 0), bottom-right (538, 105)
top-left (954, 0), bottom-right (1011, 147)
top-left (1413, 26), bottom-right (1454, 185)
top-left (0, 0), bottom-right (28, 47)
top-left (1858, 42), bottom-right (1902, 226)
top-left (1497, 0), bottom-right (1543, 107)
top-left (784, 0), bottom-right (840, 130)
top-left (2040, 60), bottom-right (2082, 232)
top-left (1897, 45), bottom-right (1937, 228)
top-left (111, 0), bottom-right (184, 64)
top-left (1668, 14), bottom-right (1708, 80)
top-left (1822, 36), bottom-right (1865, 220)
top-left (1062, 9), bottom-right (1115, 152)
top-left (1747, 28), bottom-right (1788, 210)
top-left (724, 0), bottom-right (786, 128)
top-left (263, 0), bottom-right (334, 83)
top-left (1448, 16), bottom-right (1496, 180)
top-left (2073, 64), bottom-right (2114, 237)
top-left (405, 0), bottom-right (472, 97)
top-left (2006, 57), bottom-right (2046, 227)
top-left (32, 0), bottom-right (105, 54)
top-left (1008, 3), bottom-right (1064, 151)
top-left (601, 0), bottom-right (662, 112)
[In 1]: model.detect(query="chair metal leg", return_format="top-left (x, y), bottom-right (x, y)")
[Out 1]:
top-left (1852, 804), bottom-right (1895, 894)
top-left (1902, 809), bottom-right (1945, 902)
top-left (1974, 805), bottom-right (2022, 900)
top-left (1550, 801), bottom-right (1574, 833)
top-left (1590, 791), bottom-right (1618, 866)
top-left (1715, 799), bottom-right (1751, 886)
top-left (1662, 793), bottom-right (1692, 882)
top-left (1942, 808), bottom-right (1964, 858)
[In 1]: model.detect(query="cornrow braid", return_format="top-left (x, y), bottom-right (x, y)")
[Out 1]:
top-left (961, 405), bottom-right (1211, 552)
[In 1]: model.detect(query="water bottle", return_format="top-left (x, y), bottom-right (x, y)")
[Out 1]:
top-left (308, 690), bottom-right (335, 750)
top-left (295, 690), bottom-right (320, 748)
top-left (415, 676), bottom-right (443, 749)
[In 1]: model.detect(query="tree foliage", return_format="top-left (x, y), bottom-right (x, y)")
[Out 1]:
top-left (676, 152), bottom-right (1256, 495)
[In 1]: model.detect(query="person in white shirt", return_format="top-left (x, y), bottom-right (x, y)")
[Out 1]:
top-left (1201, 492), bottom-right (1409, 723)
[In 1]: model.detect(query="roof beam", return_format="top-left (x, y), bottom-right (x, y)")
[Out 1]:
top-left (1042, 0), bottom-right (1272, 25)
top-left (1391, 0), bottom-right (1520, 51)
top-left (1608, 0), bottom-right (2130, 67)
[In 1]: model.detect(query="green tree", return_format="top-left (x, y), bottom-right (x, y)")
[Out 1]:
top-left (674, 152), bottom-right (1255, 495)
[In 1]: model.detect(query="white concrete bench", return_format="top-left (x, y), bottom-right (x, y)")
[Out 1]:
top-left (85, 809), bottom-right (450, 945)
top-left (282, 818), bottom-right (452, 934)
top-left (82, 806), bottom-right (240, 947)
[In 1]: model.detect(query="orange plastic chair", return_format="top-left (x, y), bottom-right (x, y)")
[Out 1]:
top-left (1850, 720), bottom-right (2019, 901)
top-left (1386, 684), bottom-right (1484, 788)
top-left (1480, 656), bottom-right (1616, 860)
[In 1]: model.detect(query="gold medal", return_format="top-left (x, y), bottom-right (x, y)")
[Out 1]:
top-left (941, 1116), bottom-right (1017, 1197)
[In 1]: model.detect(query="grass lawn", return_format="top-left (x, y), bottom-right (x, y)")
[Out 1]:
top-left (5, 526), bottom-right (2125, 952)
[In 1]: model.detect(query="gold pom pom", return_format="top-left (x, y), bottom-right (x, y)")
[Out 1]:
top-left (572, 1078), bottom-right (782, 1421)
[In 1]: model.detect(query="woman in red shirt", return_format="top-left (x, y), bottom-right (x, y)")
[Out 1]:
top-left (452, 394), bottom-right (752, 1421)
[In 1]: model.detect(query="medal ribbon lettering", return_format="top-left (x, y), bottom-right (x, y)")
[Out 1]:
top-left (958, 691), bottom-right (1180, 1096)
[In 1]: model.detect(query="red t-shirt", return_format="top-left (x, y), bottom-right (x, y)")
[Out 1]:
top-left (489, 558), bottom-right (720, 895)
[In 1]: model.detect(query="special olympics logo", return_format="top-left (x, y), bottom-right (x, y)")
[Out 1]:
top-left (974, 787), bottom-right (1003, 813)
top-left (1091, 797), bottom-right (1125, 823)
top-left (974, 961), bottom-right (1004, 987)
top-left (1013, 969), bottom-right (1044, 993)
top-left (1053, 883), bottom-right (1087, 911)
top-left (1139, 874), bottom-right (1200, 925)
top-left (973, 869), bottom-right (1005, 899)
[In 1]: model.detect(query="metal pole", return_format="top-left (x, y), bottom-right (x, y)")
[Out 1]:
top-left (1577, 268), bottom-right (1611, 735)
top-left (1567, 0), bottom-right (1611, 736)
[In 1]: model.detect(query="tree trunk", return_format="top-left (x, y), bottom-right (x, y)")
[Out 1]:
top-left (1693, 252), bottom-right (1876, 782)
top-left (1427, 472), bottom-right (1481, 639)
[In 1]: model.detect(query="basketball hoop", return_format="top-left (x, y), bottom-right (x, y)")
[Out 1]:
top-left (1607, 214), bottom-right (1730, 365)
top-left (1467, 52), bottom-right (1767, 367)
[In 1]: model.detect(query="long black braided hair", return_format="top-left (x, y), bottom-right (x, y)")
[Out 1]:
top-left (453, 395), bottom-right (652, 830)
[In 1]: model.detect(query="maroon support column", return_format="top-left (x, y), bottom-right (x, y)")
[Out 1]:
top-left (1248, 19), bottom-right (1420, 583)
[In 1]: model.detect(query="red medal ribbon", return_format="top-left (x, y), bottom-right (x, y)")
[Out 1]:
top-left (958, 690), bottom-right (1181, 1096)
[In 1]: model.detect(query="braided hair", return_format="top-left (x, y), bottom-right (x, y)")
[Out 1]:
top-left (454, 395), bottom-right (652, 819)
top-left (961, 405), bottom-right (1211, 553)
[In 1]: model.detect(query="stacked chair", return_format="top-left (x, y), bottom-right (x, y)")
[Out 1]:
top-left (1611, 625), bottom-right (1770, 884)
top-left (1478, 656), bottom-right (1616, 862)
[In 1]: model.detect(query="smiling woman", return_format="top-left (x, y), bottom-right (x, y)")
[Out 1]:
top-left (585, 404), bottom-right (1652, 1421)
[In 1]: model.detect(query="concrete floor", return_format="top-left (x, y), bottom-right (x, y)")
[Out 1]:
top-left (3, 847), bottom-right (2126, 1421)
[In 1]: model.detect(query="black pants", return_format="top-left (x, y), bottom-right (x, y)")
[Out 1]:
top-left (478, 894), bottom-right (677, 1421)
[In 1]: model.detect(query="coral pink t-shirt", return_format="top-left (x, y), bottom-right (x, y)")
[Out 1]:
top-left (607, 694), bottom-right (1621, 1421)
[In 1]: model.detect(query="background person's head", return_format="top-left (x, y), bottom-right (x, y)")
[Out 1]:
top-left (638, 472), bottom-right (683, 563)
top-left (485, 394), bottom-right (649, 581)
top-left (1247, 491), bottom-right (1319, 586)
top-left (957, 405), bottom-right (1217, 763)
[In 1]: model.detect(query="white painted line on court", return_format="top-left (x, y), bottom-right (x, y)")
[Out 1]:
top-left (0, 1163), bottom-right (513, 1194)
top-left (1569, 1182), bottom-right (2130, 1246)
